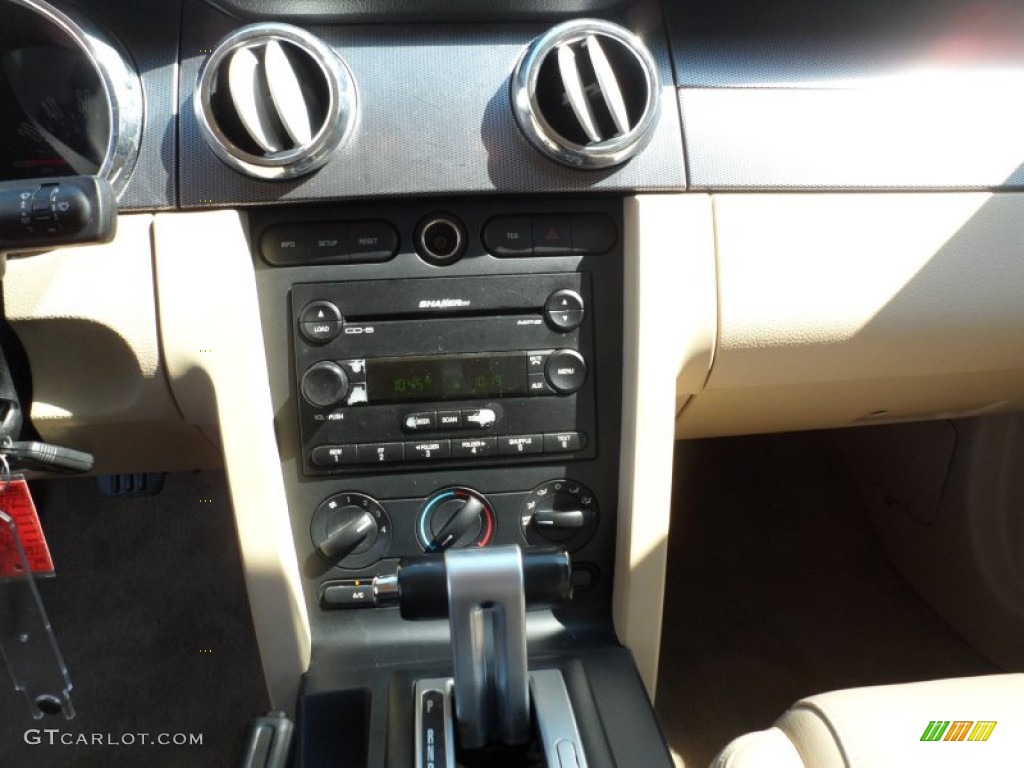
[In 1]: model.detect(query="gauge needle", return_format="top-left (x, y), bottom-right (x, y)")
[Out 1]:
top-left (26, 123), bottom-right (95, 176)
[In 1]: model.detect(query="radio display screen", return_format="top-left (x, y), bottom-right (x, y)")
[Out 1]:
top-left (366, 353), bottom-right (527, 402)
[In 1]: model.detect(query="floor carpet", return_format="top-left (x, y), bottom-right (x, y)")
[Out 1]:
top-left (0, 470), bottom-right (269, 767)
top-left (655, 432), bottom-right (1000, 768)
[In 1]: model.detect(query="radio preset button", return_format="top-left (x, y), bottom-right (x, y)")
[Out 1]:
top-left (438, 411), bottom-right (462, 429)
top-left (544, 289), bottom-right (585, 332)
top-left (405, 440), bottom-right (452, 461)
top-left (462, 408), bottom-right (497, 429)
top-left (528, 373), bottom-right (555, 395)
top-left (544, 432), bottom-right (587, 453)
top-left (299, 301), bottom-right (343, 344)
top-left (311, 445), bottom-right (358, 467)
top-left (402, 412), bottom-right (437, 432)
top-left (498, 435), bottom-right (543, 455)
top-left (544, 350), bottom-right (587, 394)
top-left (357, 442), bottom-right (405, 464)
top-left (452, 438), bottom-right (497, 459)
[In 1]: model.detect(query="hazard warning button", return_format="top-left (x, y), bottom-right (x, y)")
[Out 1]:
top-left (532, 217), bottom-right (572, 256)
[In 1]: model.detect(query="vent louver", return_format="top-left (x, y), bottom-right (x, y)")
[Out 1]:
top-left (195, 24), bottom-right (355, 180)
top-left (511, 20), bottom-right (660, 169)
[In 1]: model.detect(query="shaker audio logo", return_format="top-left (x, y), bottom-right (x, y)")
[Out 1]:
top-left (418, 299), bottom-right (471, 309)
top-left (920, 720), bottom-right (997, 742)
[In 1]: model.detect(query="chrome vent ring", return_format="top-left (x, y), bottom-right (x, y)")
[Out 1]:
top-left (195, 24), bottom-right (356, 180)
top-left (511, 19), bottom-right (660, 169)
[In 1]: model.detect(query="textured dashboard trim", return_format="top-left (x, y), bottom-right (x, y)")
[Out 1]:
top-left (178, 0), bottom-right (684, 207)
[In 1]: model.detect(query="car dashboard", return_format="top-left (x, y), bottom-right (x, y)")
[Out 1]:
top-left (2, 0), bottom-right (1024, 766)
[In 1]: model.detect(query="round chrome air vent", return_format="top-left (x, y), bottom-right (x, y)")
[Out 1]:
top-left (511, 19), bottom-right (660, 169)
top-left (195, 24), bottom-right (355, 180)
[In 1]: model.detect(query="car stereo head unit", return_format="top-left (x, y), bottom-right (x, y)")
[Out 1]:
top-left (291, 273), bottom-right (597, 474)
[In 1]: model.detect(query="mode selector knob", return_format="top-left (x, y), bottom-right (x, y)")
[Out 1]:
top-left (301, 361), bottom-right (349, 408)
top-left (544, 349), bottom-right (587, 394)
top-left (521, 480), bottom-right (598, 551)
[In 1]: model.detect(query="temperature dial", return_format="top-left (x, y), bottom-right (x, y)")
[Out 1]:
top-left (520, 480), bottom-right (598, 551)
top-left (311, 492), bottom-right (392, 569)
top-left (417, 487), bottom-right (496, 552)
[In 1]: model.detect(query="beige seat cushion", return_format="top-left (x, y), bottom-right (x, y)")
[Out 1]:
top-left (711, 673), bottom-right (1024, 768)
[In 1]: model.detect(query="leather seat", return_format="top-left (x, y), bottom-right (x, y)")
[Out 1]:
top-left (710, 674), bottom-right (1024, 768)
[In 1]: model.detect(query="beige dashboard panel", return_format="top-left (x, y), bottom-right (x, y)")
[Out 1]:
top-left (152, 211), bottom-right (310, 714)
top-left (678, 193), bottom-right (1024, 438)
top-left (617, 194), bottom-right (716, 698)
top-left (2, 214), bottom-right (220, 472)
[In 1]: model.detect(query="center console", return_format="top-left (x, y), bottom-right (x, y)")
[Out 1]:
top-left (251, 195), bottom-right (671, 767)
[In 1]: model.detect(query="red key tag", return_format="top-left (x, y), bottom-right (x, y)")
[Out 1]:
top-left (0, 477), bottom-right (55, 578)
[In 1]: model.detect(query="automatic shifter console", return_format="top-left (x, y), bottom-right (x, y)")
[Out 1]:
top-left (446, 546), bottom-right (530, 748)
top-left (374, 545), bottom-right (586, 767)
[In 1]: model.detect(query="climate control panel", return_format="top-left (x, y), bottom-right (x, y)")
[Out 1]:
top-left (312, 480), bottom-right (598, 608)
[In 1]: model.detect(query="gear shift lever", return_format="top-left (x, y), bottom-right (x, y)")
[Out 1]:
top-left (446, 545), bottom-right (530, 748)
top-left (374, 545), bottom-right (573, 757)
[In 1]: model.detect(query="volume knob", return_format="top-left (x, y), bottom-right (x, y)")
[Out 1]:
top-left (301, 361), bottom-right (349, 407)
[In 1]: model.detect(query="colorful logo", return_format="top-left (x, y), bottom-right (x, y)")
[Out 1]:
top-left (921, 721), bottom-right (997, 742)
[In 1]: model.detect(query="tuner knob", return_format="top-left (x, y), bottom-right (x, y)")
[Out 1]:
top-left (301, 361), bottom-right (349, 407)
top-left (311, 492), bottom-right (392, 569)
top-left (417, 487), bottom-right (496, 552)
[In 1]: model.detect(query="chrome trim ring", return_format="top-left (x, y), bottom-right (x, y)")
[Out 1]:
top-left (511, 19), bottom-right (661, 170)
top-left (195, 23), bottom-right (356, 180)
top-left (11, 0), bottom-right (144, 196)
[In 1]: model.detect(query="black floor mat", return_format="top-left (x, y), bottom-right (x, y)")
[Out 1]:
top-left (655, 433), bottom-right (999, 768)
top-left (0, 471), bottom-right (269, 767)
